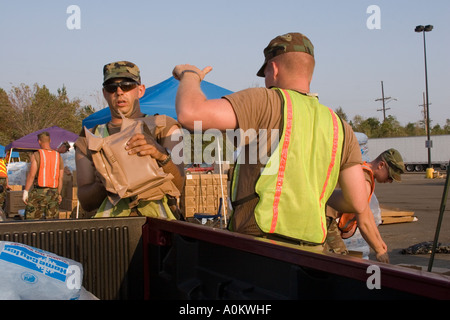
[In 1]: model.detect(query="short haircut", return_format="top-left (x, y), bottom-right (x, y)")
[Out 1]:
top-left (37, 131), bottom-right (50, 142)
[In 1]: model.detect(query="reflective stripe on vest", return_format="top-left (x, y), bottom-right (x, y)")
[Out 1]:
top-left (0, 159), bottom-right (7, 178)
top-left (37, 149), bottom-right (60, 188)
top-left (254, 89), bottom-right (344, 244)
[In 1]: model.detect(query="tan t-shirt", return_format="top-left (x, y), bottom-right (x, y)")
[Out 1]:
top-left (223, 87), bottom-right (362, 236)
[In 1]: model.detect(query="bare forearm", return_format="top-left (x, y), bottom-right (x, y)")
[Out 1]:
top-left (161, 160), bottom-right (184, 193)
top-left (175, 73), bottom-right (207, 130)
top-left (356, 207), bottom-right (384, 251)
top-left (78, 181), bottom-right (107, 212)
top-left (335, 165), bottom-right (389, 262)
top-left (24, 176), bottom-right (34, 192)
top-left (75, 149), bottom-right (107, 212)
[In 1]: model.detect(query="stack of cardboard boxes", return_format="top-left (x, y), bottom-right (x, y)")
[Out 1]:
top-left (59, 170), bottom-right (78, 218)
top-left (5, 185), bottom-right (25, 218)
top-left (3, 172), bottom-right (78, 219)
top-left (182, 173), bottom-right (228, 219)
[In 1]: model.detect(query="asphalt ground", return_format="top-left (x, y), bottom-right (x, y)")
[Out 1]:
top-left (369, 172), bottom-right (450, 273)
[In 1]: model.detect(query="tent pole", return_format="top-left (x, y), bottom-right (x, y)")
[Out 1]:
top-left (8, 149), bottom-right (13, 165)
top-left (428, 161), bottom-right (450, 272)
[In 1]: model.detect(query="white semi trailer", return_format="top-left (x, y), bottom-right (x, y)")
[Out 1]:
top-left (366, 135), bottom-right (450, 172)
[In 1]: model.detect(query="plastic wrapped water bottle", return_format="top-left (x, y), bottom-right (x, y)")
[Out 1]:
top-left (0, 241), bottom-right (84, 300)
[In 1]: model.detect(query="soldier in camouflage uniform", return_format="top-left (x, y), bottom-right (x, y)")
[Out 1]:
top-left (23, 132), bottom-right (64, 219)
top-left (75, 61), bottom-right (184, 218)
top-left (24, 187), bottom-right (60, 219)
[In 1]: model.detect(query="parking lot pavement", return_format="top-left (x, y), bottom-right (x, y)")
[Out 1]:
top-left (371, 173), bottom-right (450, 273)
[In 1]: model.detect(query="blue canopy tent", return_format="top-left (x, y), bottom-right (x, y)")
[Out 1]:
top-left (82, 76), bottom-right (233, 129)
top-left (0, 145), bottom-right (19, 158)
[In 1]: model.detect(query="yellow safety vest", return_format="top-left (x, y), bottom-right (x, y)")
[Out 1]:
top-left (92, 123), bottom-right (176, 219)
top-left (254, 89), bottom-right (344, 244)
top-left (0, 159), bottom-right (7, 178)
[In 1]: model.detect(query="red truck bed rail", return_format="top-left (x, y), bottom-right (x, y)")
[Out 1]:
top-left (1, 217), bottom-right (449, 300)
top-left (143, 217), bottom-right (450, 300)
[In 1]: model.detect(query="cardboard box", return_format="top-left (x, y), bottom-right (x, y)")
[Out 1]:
top-left (184, 186), bottom-right (198, 197)
top-left (59, 210), bottom-right (72, 219)
top-left (62, 172), bottom-right (77, 200)
top-left (5, 190), bottom-right (26, 215)
top-left (60, 198), bottom-right (78, 211)
top-left (72, 170), bottom-right (77, 186)
top-left (185, 174), bottom-right (200, 186)
top-left (63, 186), bottom-right (77, 200)
top-left (182, 174), bottom-right (228, 218)
top-left (183, 196), bottom-right (197, 207)
top-left (9, 185), bottom-right (23, 191)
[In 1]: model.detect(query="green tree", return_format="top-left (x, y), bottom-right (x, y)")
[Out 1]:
top-left (348, 111), bottom-right (450, 139)
top-left (0, 88), bottom-right (12, 145)
top-left (444, 119), bottom-right (450, 134)
top-left (352, 117), bottom-right (381, 137)
top-left (1, 83), bottom-right (89, 144)
top-left (334, 106), bottom-right (348, 122)
top-left (404, 122), bottom-right (423, 136)
top-left (378, 115), bottom-right (404, 137)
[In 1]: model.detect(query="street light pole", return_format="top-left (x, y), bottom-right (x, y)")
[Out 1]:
top-left (415, 25), bottom-right (433, 169)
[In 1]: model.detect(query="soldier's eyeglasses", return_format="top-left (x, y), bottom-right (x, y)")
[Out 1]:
top-left (103, 81), bottom-right (139, 93)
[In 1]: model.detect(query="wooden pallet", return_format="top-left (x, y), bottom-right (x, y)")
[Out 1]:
top-left (380, 206), bottom-right (417, 225)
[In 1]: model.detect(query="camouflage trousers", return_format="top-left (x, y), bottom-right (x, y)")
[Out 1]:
top-left (0, 178), bottom-right (6, 209)
top-left (25, 187), bottom-right (60, 220)
top-left (324, 217), bottom-right (349, 255)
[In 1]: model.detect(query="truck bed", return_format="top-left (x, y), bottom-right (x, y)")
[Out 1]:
top-left (1, 217), bottom-right (449, 300)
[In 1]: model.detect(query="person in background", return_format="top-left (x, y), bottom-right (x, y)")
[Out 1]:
top-left (23, 132), bottom-right (64, 219)
top-left (75, 61), bottom-right (184, 218)
top-left (172, 32), bottom-right (389, 263)
top-left (326, 149), bottom-right (405, 253)
top-left (56, 141), bottom-right (72, 175)
top-left (0, 156), bottom-right (10, 210)
top-left (57, 141), bottom-right (71, 154)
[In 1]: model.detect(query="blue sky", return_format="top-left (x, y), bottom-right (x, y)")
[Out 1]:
top-left (0, 0), bottom-right (448, 126)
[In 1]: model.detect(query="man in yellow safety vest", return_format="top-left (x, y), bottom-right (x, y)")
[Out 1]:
top-left (172, 32), bottom-right (389, 263)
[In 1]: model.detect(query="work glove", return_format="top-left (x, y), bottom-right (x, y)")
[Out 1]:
top-left (22, 190), bottom-right (28, 204)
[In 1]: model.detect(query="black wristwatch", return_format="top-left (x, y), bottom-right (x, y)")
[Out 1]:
top-left (157, 149), bottom-right (172, 167)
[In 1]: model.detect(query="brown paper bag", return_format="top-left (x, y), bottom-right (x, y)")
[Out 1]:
top-left (85, 116), bottom-right (180, 206)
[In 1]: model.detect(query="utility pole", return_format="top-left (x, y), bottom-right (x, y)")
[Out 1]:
top-left (415, 24), bottom-right (433, 169)
top-left (419, 92), bottom-right (431, 134)
top-left (375, 81), bottom-right (396, 121)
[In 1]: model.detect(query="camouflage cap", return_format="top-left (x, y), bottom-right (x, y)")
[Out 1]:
top-left (381, 148), bottom-right (405, 181)
top-left (103, 61), bottom-right (141, 85)
top-left (257, 32), bottom-right (314, 77)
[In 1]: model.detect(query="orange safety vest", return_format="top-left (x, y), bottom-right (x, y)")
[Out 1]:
top-left (0, 159), bottom-right (7, 178)
top-left (37, 149), bottom-right (61, 188)
top-left (338, 162), bottom-right (374, 239)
